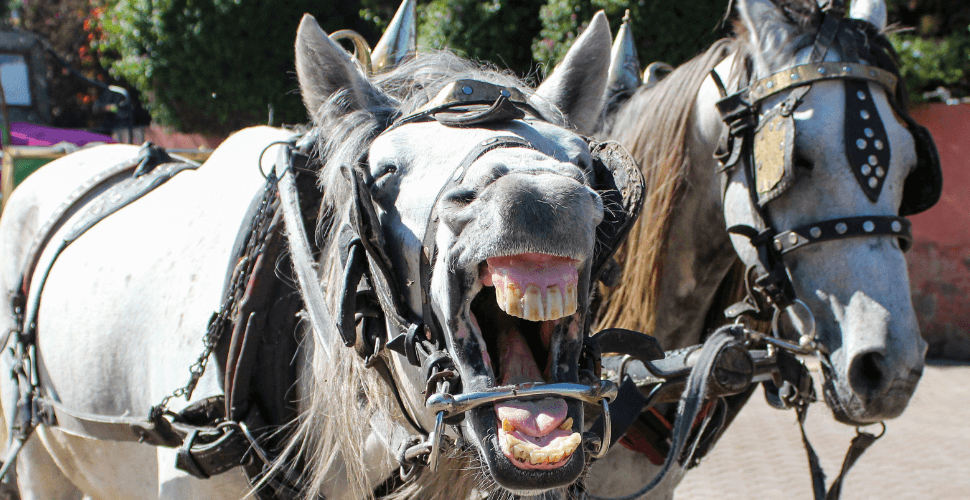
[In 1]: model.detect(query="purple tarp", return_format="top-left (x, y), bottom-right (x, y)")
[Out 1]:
top-left (6, 122), bottom-right (115, 147)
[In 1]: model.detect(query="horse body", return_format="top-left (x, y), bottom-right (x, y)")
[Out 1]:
top-left (0, 10), bottom-right (627, 500)
top-left (589, 0), bottom-right (932, 497)
top-left (0, 128), bottom-right (294, 499)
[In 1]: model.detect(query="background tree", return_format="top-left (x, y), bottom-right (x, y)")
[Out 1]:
top-left (93, 0), bottom-right (381, 134)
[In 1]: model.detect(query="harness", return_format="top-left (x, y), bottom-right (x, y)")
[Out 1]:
top-left (704, 3), bottom-right (941, 500)
top-left (1, 80), bottom-right (648, 497)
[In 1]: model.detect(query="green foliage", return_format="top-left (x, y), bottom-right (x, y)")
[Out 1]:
top-left (418, 0), bottom-right (545, 78)
top-left (890, 28), bottom-right (970, 103)
top-left (533, 0), bottom-right (729, 76)
top-left (94, 0), bottom-right (378, 134)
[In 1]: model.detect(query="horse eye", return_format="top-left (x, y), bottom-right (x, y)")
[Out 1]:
top-left (794, 152), bottom-right (813, 171)
top-left (375, 164), bottom-right (398, 179)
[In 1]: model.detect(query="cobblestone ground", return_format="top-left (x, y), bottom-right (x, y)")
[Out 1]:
top-left (675, 360), bottom-right (970, 500)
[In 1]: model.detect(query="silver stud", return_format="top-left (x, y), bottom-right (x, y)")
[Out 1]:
top-left (857, 138), bottom-right (867, 149)
top-left (774, 240), bottom-right (783, 251)
top-left (810, 227), bottom-right (822, 238)
top-left (868, 155), bottom-right (878, 165)
top-left (843, 65), bottom-right (852, 72)
top-left (836, 222), bottom-right (848, 234)
top-left (789, 233), bottom-right (799, 245)
top-left (462, 85), bottom-right (474, 95)
top-left (791, 73), bottom-right (799, 80)
top-left (500, 89), bottom-right (511, 97)
top-left (876, 167), bottom-right (885, 178)
top-left (868, 177), bottom-right (879, 188)
top-left (860, 110), bottom-right (870, 120)
top-left (891, 221), bottom-right (902, 232)
top-left (869, 69), bottom-right (877, 77)
top-left (874, 140), bottom-right (884, 150)
top-left (769, 122), bottom-right (774, 131)
top-left (865, 127), bottom-right (874, 138)
top-left (818, 66), bottom-right (826, 74)
top-left (766, 81), bottom-right (775, 89)
top-left (861, 164), bottom-right (872, 175)
top-left (757, 85), bottom-right (764, 94)
top-left (863, 221), bottom-right (875, 232)
top-left (779, 140), bottom-right (785, 150)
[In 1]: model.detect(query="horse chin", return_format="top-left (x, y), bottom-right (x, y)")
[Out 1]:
top-left (464, 404), bottom-right (586, 493)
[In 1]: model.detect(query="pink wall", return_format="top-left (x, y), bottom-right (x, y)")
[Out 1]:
top-left (907, 103), bottom-right (970, 360)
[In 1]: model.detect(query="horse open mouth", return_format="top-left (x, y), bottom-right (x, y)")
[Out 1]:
top-left (471, 252), bottom-right (584, 471)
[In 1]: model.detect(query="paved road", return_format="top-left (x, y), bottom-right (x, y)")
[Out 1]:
top-left (675, 360), bottom-right (970, 500)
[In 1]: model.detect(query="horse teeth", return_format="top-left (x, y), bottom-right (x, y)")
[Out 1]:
top-left (564, 283), bottom-right (577, 316)
top-left (504, 283), bottom-right (523, 318)
top-left (523, 285), bottom-right (544, 321)
top-left (549, 450), bottom-right (565, 463)
top-left (546, 285), bottom-right (564, 320)
top-left (529, 450), bottom-right (549, 465)
top-left (502, 419), bottom-right (514, 433)
top-left (559, 417), bottom-right (573, 430)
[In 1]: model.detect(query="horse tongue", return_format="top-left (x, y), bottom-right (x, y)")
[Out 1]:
top-left (495, 399), bottom-right (568, 437)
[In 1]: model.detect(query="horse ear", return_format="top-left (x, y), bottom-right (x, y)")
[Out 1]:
top-left (535, 11), bottom-right (612, 135)
top-left (295, 14), bottom-right (388, 123)
top-left (735, 0), bottom-right (802, 76)
top-left (849, 0), bottom-right (888, 31)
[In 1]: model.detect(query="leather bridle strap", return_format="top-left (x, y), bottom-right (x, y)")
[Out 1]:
top-left (417, 135), bottom-right (537, 347)
top-left (772, 215), bottom-right (912, 254)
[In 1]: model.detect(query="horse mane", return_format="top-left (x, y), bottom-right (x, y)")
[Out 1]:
top-left (595, 0), bottom-right (907, 338)
top-left (275, 52), bottom-right (570, 500)
top-left (594, 38), bottom-right (736, 335)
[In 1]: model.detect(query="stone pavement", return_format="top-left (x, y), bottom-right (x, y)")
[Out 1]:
top-left (674, 361), bottom-right (970, 500)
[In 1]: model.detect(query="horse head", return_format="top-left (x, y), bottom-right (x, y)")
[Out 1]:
top-left (718, 0), bottom-right (936, 424)
top-left (599, 0), bottom-right (939, 429)
top-left (292, 12), bottom-right (639, 497)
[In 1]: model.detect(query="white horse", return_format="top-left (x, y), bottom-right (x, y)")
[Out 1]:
top-left (0, 12), bottom-right (635, 500)
top-left (585, 0), bottom-right (937, 497)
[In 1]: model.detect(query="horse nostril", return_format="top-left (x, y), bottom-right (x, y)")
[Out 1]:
top-left (848, 351), bottom-right (887, 399)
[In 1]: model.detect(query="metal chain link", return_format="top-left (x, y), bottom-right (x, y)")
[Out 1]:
top-left (153, 174), bottom-right (279, 415)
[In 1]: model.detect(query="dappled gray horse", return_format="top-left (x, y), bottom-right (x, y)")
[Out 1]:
top-left (586, 0), bottom-right (941, 497)
top-left (0, 11), bottom-right (644, 500)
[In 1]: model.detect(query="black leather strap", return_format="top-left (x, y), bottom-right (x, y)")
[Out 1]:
top-left (773, 215), bottom-right (912, 254)
top-left (417, 135), bottom-right (536, 351)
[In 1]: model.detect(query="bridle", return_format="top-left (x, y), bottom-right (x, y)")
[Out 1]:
top-left (702, 3), bottom-right (941, 499)
top-left (712, 1), bottom-right (940, 351)
top-left (282, 79), bottom-right (645, 477)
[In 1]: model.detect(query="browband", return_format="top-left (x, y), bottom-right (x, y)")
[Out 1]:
top-left (747, 62), bottom-right (897, 104)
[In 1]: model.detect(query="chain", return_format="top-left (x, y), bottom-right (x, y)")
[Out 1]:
top-left (153, 174), bottom-right (280, 415)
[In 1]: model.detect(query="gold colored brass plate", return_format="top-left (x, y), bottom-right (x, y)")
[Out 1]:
top-left (748, 62), bottom-right (897, 104)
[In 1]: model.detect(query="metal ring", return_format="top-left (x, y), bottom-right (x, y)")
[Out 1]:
top-left (257, 140), bottom-right (295, 179)
top-left (857, 421), bottom-right (887, 439)
top-left (617, 354), bottom-right (634, 380)
top-left (427, 411), bottom-right (446, 472)
top-left (590, 398), bottom-right (611, 459)
top-left (771, 299), bottom-right (818, 349)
